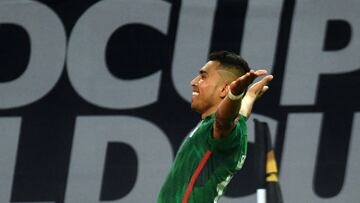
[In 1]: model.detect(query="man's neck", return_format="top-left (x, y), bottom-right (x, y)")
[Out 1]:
top-left (201, 106), bottom-right (217, 119)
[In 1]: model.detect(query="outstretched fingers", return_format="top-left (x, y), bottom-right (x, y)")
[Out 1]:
top-left (231, 71), bottom-right (255, 95)
top-left (254, 69), bottom-right (268, 76)
top-left (249, 74), bottom-right (273, 99)
top-left (240, 69), bottom-right (267, 84)
top-left (230, 70), bottom-right (271, 96)
top-left (260, 74), bottom-right (274, 85)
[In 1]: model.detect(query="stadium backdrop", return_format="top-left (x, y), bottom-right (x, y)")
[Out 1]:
top-left (0, 0), bottom-right (360, 202)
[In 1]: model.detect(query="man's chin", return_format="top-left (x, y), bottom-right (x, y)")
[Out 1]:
top-left (190, 102), bottom-right (196, 110)
top-left (190, 103), bottom-right (201, 113)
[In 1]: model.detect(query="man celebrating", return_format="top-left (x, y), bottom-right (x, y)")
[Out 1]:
top-left (157, 51), bottom-right (273, 203)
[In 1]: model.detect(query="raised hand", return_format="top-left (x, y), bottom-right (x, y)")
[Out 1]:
top-left (214, 69), bottom-right (271, 137)
top-left (229, 69), bottom-right (268, 96)
top-left (246, 74), bottom-right (273, 100)
top-left (239, 72), bottom-right (273, 119)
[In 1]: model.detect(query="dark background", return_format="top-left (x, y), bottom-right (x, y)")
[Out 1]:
top-left (0, 0), bottom-right (359, 202)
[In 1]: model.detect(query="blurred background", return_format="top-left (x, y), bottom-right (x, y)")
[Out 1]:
top-left (0, 0), bottom-right (359, 202)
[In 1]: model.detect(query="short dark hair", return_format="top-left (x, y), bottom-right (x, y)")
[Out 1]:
top-left (208, 51), bottom-right (250, 76)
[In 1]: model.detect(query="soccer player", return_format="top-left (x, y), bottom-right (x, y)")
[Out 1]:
top-left (157, 51), bottom-right (273, 203)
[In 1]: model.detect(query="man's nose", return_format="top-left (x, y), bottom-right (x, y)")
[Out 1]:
top-left (190, 76), bottom-right (199, 86)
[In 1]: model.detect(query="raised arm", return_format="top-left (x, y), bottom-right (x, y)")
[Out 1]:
top-left (213, 70), bottom-right (268, 139)
top-left (240, 74), bottom-right (273, 119)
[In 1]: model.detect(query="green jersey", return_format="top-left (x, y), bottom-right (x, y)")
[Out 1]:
top-left (157, 114), bottom-right (247, 203)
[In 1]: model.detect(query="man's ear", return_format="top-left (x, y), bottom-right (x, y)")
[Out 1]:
top-left (220, 84), bottom-right (229, 99)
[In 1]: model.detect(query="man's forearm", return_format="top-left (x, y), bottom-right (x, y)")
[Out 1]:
top-left (215, 96), bottom-right (242, 129)
top-left (213, 90), bottom-right (245, 139)
top-left (213, 70), bottom-right (262, 138)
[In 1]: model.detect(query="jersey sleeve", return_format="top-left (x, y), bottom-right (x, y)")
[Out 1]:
top-left (207, 114), bottom-right (247, 152)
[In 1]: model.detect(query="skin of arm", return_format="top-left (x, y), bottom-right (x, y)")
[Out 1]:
top-left (239, 74), bottom-right (274, 119)
top-left (213, 70), bottom-right (269, 139)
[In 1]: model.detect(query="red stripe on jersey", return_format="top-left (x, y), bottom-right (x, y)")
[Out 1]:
top-left (182, 150), bottom-right (212, 203)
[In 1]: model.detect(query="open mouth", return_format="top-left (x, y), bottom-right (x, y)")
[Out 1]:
top-left (192, 92), bottom-right (199, 96)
